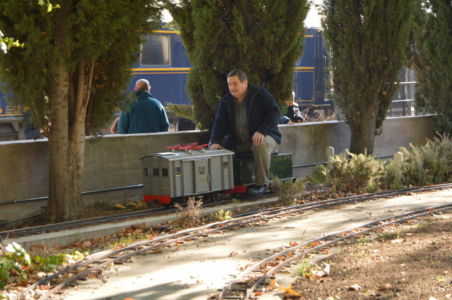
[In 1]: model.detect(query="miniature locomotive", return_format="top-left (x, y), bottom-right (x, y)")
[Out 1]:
top-left (141, 144), bottom-right (293, 205)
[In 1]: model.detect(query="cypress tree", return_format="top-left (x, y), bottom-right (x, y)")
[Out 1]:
top-left (413, 0), bottom-right (452, 133)
top-left (169, 0), bottom-right (309, 129)
top-left (0, 1), bottom-right (161, 222)
top-left (322, 0), bottom-right (414, 154)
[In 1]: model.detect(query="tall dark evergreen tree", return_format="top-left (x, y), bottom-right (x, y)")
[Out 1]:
top-left (169, 0), bottom-right (309, 129)
top-left (0, 0), bottom-right (161, 222)
top-left (412, 0), bottom-right (451, 133)
top-left (322, 0), bottom-right (414, 154)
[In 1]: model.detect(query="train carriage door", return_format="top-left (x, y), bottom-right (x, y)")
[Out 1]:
top-left (194, 159), bottom-right (209, 194)
top-left (149, 157), bottom-right (161, 195)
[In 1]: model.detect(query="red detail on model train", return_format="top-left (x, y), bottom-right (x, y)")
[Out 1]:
top-left (144, 195), bottom-right (171, 205)
top-left (165, 143), bottom-right (209, 151)
top-left (225, 185), bottom-right (248, 195)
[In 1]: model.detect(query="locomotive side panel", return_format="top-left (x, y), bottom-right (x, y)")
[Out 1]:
top-left (209, 155), bottom-right (223, 192)
top-left (194, 159), bottom-right (209, 194)
top-left (172, 160), bottom-right (183, 197)
top-left (182, 160), bottom-right (195, 196)
top-left (208, 152), bottom-right (234, 192)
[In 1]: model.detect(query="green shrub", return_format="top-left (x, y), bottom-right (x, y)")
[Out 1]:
top-left (382, 159), bottom-right (404, 190)
top-left (0, 243), bottom-right (85, 289)
top-left (398, 134), bottom-right (452, 186)
top-left (272, 177), bottom-right (306, 206)
top-left (312, 150), bottom-right (385, 193)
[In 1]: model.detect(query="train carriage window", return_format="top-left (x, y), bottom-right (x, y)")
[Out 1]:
top-left (162, 168), bottom-right (168, 177)
top-left (141, 35), bottom-right (170, 66)
top-left (153, 168), bottom-right (160, 176)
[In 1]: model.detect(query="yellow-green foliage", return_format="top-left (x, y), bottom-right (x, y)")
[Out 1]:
top-left (272, 177), bottom-right (305, 206)
top-left (397, 134), bottom-right (452, 186)
top-left (312, 150), bottom-right (385, 193)
top-left (0, 242), bottom-right (85, 289)
top-left (214, 209), bottom-right (231, 221)
top-left (383, 159), bottom-right (404, 190)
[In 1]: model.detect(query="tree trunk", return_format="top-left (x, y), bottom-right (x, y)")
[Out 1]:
top-left (66, 60), bottom-right (95, 221)
top-left (349, 105), bottom-right (378, 154)
top-left (46, 4), bottom-right (85, 222)
top-left (47, 63), bottom-right (72, 222)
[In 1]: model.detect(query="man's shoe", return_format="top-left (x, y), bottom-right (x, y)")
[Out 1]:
top-left (247, 185), bottom-right (268, 196)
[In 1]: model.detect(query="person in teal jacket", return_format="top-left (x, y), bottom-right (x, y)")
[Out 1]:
top-left (118, 79), bottom-right (169, 134)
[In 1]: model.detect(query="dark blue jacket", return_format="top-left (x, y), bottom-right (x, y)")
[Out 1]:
top-left (118, 91), bottom-right (169, 134)
top-left (210, 84), bottom-right (282, 148)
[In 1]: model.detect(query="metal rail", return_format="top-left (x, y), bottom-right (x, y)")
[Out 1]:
top-left (0, 191), bottom-right (238, 239)
top-left (0, 207), bottom-right (171, 240)
top-left (0, 184), bottom-right (144, 206)
top-left (217, 203), bottom-right (452, 300)
top-left (4, 183), bottom-right (450, 240)
top-left (16, 183), bottom-right (451, 299)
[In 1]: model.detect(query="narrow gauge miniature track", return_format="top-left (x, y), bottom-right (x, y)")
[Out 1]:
top-left (217, 203), bottom-right (452, 300)
top-left (18, 183), bottom-right (451, 299)
top-left (0, 207), bottom-right (172, 239)
top-left (2, 183), bottom-right (450, 240)
top-left (0, 193), bottom-right (238, 239)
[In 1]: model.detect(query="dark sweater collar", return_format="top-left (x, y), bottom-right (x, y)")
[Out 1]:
top-left (135, 90), bottom-right (154, 98)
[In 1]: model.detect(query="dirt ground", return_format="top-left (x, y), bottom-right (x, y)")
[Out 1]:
top-left (291, 215), bottom-right (452, 300)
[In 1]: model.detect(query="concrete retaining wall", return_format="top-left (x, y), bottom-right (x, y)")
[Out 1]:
top-left (0, 115), bottom-right (436, 223)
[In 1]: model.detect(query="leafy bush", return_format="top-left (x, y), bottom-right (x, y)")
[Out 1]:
top-left (396, 134), bottom-right (452, 186)
top-left (272, 177), bottom-right (306, 206)
top-left (311, 150), bottom-right (385, 193)
top-left (382, 159), bottom-right (404, 190)
top-left (0, 242), bottom-right (85, 289)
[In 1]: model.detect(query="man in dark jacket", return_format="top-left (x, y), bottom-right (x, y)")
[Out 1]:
top-left (210, 69), bottom-right (282, 195)
top-left (118, 79), bottom-right (169, 134)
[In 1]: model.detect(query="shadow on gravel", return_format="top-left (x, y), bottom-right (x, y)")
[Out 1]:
top-left (86, 280), bottom-right (208, 300)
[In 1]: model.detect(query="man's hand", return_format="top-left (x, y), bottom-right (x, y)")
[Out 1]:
top-left (210, 143), bottom-right (222, 150)
top-left (252, 132), bottom-right (265, 146)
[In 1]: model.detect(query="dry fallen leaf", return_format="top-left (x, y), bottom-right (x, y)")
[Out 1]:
top-left (348, 284), bottom-right (361, 291)
top-left (378, 283), bottom-right (393, 291)
top-left (229, 251), bottom-right (238, 257)
top-left (310, 241), bottom-right (320, 247)
top-left (269, 279), bottom-right (279, 289)
top-left (114, 203), bottom-right (126, 209)
top-left (284, 286), bottom-right (301, 297)
top-left (391, 239), bottom-right (404, 244)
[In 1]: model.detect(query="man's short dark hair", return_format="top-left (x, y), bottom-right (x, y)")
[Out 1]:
top-left (227, 69), bottom-right (248, 82)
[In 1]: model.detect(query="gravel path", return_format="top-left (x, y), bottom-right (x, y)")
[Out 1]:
top-left (62, 188), bottom-right (452, 300)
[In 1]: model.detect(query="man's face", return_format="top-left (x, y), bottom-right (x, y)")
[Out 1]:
top-left (227, 76), bottom-right (248, 100)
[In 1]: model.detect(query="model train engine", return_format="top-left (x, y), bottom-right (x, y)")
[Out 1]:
top-left (141, 148), bottom-right (234, 205)
top-left (141, 143), bottom-right (294, 205)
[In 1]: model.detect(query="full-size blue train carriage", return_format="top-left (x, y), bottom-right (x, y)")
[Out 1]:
top-left (130, 28), bottom-right (330, 108)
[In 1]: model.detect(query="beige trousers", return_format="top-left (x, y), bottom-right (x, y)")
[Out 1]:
top-left (235, 135), bottom-right (277, 186)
